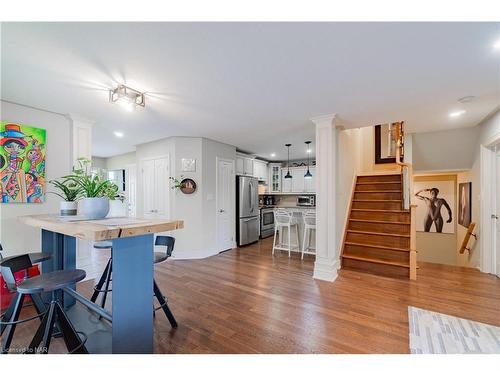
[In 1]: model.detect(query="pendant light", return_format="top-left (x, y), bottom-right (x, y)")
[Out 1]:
top-left (304, 141), bottom-right (313, 179)
top-left (284, 143), bottom-right (292, 179)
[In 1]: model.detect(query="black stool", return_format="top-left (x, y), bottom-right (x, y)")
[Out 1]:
top-left (1, 249), bottom-right (52, 341)
top-left (153, 236), bottom-right (178, 328)
top-left (90, 241), bottom-right (113, 310)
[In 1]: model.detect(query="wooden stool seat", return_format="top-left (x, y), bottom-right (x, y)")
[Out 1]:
top-left (16, 269), bottom-right (86, 294)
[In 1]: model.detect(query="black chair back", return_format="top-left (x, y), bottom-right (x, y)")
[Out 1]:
top-left (0, 242), bottom-right (3, 261)
top-left (155, 236), bottom-right (175, 258)
top-left (0, 254), bottom-right (33, 291)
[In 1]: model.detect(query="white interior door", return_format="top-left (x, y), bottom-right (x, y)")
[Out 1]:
top-left (126, 164), bottom-right (137, 217)
top-left (141, 156), bottom-right (170, 219)
top-left (142, 159), bottom-right (156, 218)
top-left (217, 158), bottom-right (235, 251)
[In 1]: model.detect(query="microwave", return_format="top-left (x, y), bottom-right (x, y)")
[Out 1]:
top-left (296, 195), bottom-right (315, 207)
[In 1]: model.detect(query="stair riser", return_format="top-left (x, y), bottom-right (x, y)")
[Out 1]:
top-left (354, 192), bottom-right (401, 200)
top-left (352, 201), bottom-right (403, 210)
top-left (357, 175), bottom-right (401, 183)
top-left (348, 221), bottom-right (410, 235)
top-left (343, 244), bottom-right (409, 263)
top-left (342, 258), bottom-right (409, 278)
top-left (355, 183), bottom-right (401, 191)
top-left (346, 232), bottom-right (410, 248)
top-left (350, 210), bottom-right (410, 223)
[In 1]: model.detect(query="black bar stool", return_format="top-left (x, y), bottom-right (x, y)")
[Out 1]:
top-left (1, 246), bottom-right (52, 337)
top-left (90, 241), bottom-right (113, 310)
top-left (153, 236), bottom-right (177, 328)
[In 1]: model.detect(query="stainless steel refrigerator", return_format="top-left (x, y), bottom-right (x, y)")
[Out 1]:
top-left (236, 176), bottom-right (260, 246)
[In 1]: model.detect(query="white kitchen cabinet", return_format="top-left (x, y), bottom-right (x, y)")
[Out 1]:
top-left (281, 168), bottom-right (292, 192)
top-left (304, 166), bottom-right (316, 193)
top-left (236, 156), bottom-right (245, 175)
top-left (253, 159), bottom-right (268, 182)
top-left (269, 163), bottom-right (281, 193)
top-left (291, 167), bottom-right (305, 192)
top-left (244, 158), bottom-right (254, 176)
top-left (236, 154), bottom-right (255, 176)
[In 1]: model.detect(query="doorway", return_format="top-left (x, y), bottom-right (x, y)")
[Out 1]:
top-left (141, 155), bottom-right (170, 219)
top-left (216, 158), bottom-right (235, 252)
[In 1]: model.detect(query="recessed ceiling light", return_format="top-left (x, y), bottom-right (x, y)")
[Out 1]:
top-left (457, 96), bottom-right (476, 104)
top-left (494, 38), bottom-right (500, 50)
top-left (114, 131), bottom-right (124, 138)
top-left (449, 110), bottom-right (466, 118)
top-left (270, 153), bottom-right (276, 157)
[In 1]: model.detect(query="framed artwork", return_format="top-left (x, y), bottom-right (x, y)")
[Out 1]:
top-left (458, 182), bottom-right (472, 228)
top-left (374, 123), bottom-right (404, 164)
top-left (180, 178), bottom-right (197, 194)
top-left (1, 122), bottom-right (46, 203)
top-left (414, 180), bottom-right (455, 233)
top-left (181, 158), bottom-right (196, 172)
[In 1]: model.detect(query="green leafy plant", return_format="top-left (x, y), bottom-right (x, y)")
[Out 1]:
top-left (48, 179), bottom-right (81, 202)
top-left (169, 176), bottom-right (184, 190)
top-left (60, 157), bottom-right (124, 201)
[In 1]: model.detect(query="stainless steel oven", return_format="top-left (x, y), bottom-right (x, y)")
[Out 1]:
top-left (296, 195), bottom-right (315, 207)
top-left (260, 207), bottom-right (275, 238)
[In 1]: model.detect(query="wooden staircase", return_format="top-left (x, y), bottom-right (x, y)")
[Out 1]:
top-left (341, 173), bottom-right (417, 279)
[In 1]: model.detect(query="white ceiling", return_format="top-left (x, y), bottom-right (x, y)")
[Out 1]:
top-left (1, 22), bottom-right (499, 159)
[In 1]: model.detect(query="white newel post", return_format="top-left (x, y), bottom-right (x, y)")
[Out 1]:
top-left (311, 114), bottom-right (339, 282)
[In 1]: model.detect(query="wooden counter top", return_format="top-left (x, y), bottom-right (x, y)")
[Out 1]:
top-left (18, 214), bottom-right (184, 241)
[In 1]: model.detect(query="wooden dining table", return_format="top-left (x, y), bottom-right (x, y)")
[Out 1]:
top-left (18, 214), bottom-right (184, 354)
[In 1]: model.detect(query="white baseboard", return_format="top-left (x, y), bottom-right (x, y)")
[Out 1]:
top-left (313, 259), bottom-right (339, 282)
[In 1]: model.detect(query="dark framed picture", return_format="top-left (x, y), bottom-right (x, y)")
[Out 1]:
top-left (180, 178), bottom-right (197, 194)
top-left (374, 123), bottom-right (404, 164)
top-left (458, 182), bottom-right (472, 228)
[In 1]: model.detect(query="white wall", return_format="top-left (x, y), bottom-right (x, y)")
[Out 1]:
top-left (106, 152), bottom-right (136, 170)
top-left (411, 126), bottom-right (480, 172)
top-left (91, 156), bottom-right (107, 169)
top-left (135, 136), bottom-right (236, 259)
top-left (0, 101), bottom-right (72, 256)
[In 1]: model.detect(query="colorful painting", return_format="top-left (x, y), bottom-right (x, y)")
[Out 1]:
top-left (0, 122), bottom-right (46, 203)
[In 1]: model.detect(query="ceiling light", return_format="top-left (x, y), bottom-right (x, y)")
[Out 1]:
top-left (304, 141), bottom-right (313, 179)
top-left (114, 131), bottom-right (124, 138)
top-left (109, 84), bottom-right (145, 111)
top-left (449, 110), bottom-right (466, 118)
top-left (284, 144), bottom-right (292, 179)
top-left (494, 38), bottom-right (500, 49)
top-left (270, 153), bottom-right (276, 157)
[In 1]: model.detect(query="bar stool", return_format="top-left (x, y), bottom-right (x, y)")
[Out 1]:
top-left (1, 254), bottom-right (88, 354)
top-left (301, 210), bottom-right (316, 259)
top-left (1, 245), bottom-right (52, 338)
top-left (90, 241), bottom-right (113, 310)
top-left (153, 236), bottom-right (178, 328)
top-left (272, 209), bottom-right (300, 257)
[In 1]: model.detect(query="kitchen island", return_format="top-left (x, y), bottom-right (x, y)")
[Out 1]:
top-left (273, 206), bottom-right (316, 253)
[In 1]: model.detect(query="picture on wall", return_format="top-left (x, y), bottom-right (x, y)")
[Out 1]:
top-left (0, 122), bottom-right (46, 203)
top-left (458, 182), bottom-right (472, 228)
top-left (414, 180), bottom-right (455, 233)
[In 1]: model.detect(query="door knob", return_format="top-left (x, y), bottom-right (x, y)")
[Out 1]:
top-left (492, 214), bottom-right (499, 219)
top-left (219, 209), bottom-right (225, 213)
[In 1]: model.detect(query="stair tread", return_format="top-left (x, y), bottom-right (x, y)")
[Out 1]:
top-left (344, 241), bottom-right (411, 252)
top-left (353, 199), bottom-right (402, 202)
top-left (351, 209), bottom-right (409, 213)
top-left (342, 254), bottom-right (410, 268)
top-left (347, 229), bottom-right (410, 238)
top-left (349, 219), bottom-right (410, 225)
top-left (357, 174), bottom-right (401, 177)
top-left (356, 181), bottom-right (402, 185)
top-left (354, 190), bottom-right (402, 193)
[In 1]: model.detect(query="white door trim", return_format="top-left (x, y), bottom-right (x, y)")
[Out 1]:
top-left (480, 131), bottom-right (500, 274)
top-left (216, 157), bottom-right (236, 252)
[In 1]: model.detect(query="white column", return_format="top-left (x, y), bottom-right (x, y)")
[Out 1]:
top-left (311, 114), bottom-right (339, 282)
top-left (67, 114), bottom-right (94, 166)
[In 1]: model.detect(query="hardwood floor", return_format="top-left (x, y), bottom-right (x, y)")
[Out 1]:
top-left (4, 237), bottom-right (500, 353)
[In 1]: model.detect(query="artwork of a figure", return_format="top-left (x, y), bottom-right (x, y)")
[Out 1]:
top-left (414, 180), bottom-right (455, 234)
top-left (458, 182), bottom-right (472, 228)
top-left (0, 122), bottom-right (46, 203)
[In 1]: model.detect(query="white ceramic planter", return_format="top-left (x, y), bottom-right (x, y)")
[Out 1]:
top-left (60, 201), bottom-right (77, 216)
top-left (79, 197), bottom-right (110, 220)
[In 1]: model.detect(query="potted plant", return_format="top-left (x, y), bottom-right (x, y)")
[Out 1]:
top-left (62, 158), bottom-right (123, 220)
top-left (49, 179), bottom-right (80, 216)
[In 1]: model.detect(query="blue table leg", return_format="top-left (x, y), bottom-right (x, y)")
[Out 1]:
top-left (111, 234), bottom-right (154, 354)
top-left (41, 229), bottom-right (76, 308)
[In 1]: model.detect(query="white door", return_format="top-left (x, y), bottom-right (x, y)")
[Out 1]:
top-left (126, 164), bottom-right (137, 217)
top-left (217, 158), bottom-right (235, 251)
top-left (142, 156), bottom-right (169, 218)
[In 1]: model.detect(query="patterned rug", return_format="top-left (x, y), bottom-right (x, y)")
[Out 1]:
top-left (408, 306), bottom-right (500, 354)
